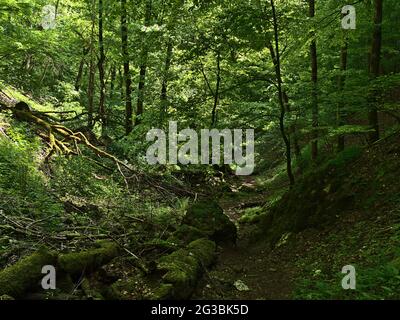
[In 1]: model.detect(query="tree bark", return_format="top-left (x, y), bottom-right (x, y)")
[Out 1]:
top-left (135, 0), bottom-right (152, 126)
top-left (75, 47), bottom-right (88, 91)
top-left (109, 64), bottom-right (116, 102)
top-left (121, 0), bottom-right (133, 135)
top-left (98, 0), bottom-right (107, 136)
top-left (368, 0), bottom-right (383, 143)
top-left (87, 0), bottom-right (96, 129)
top-left (160, 39), bottom-right (173, 126)
top-left (211, 51), bottom-right (221, 127)
top-left (309, 0), bottom-right (318, 161)
top-left (337, 35), bottom-right (348, 152)
top-left (270, 0), bottom-right (295, 186)
top-left (267, 41), bottom-right (301, 160)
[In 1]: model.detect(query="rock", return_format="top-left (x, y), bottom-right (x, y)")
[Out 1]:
top-left (58, 241), bottom-right (119, 276)
top-left (234, 280), bottom-right (250, 291)
top-left (0, 248), bottom-right (57, 298)
top-left (183, 201), bottom-right (237, 245)
top-left (154, 238), bottom-right (216, 300)
top-left (170, 224), bottom-right (209, 245)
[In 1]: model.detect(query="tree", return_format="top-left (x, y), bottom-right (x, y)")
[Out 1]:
top-left (135, 0), bottom-right (152, 126)
top-left (98, 0), bottom-right (107, 136)
top-left (269, 0), bottom-right (295, 186)
top-left (87, 0), bottom-right (96, 129)
top-left (368, 0), bottom-right (383, 143)
top-left (309, 0), bottom-right (318, 161)
top-left (121, 0), bottom-right (133, 135)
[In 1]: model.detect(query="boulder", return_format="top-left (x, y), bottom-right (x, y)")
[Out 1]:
top-left (182, 200), bottom-right (237, 245)
top-left (0, 248), bottom-right (57, 298)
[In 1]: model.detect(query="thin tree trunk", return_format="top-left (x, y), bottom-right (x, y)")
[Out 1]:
top-left (121, 0), bottom-right (133, 135)
top-left (211, 51), bottom-right (221, 127)
top-left (75, 48), bottom-right (88, 91)
top-left (283, 92), bottom-right (301, 159)
top-left (109, 64), bottom-right (116, 102)
top-left (98, 0), bottom-right (107, 136)
top-left (87, 0), bottom-right (96, 128)
top-left (270, 0), bottom-right (295, 186)
top-left (368, 0), bottom-right (383, 143)
top-left (160, 40), bottom-right (173, 125)
top-left (118, 67), bottom-right (124, 101)
top-left (337, 35), bottom-right (348, 152)
top-left (309, 0), bottom-right (318, 161)
top-left (135, 0), bottom-right (152, 126)
top-left (267, 41), bottom-right (301, 160)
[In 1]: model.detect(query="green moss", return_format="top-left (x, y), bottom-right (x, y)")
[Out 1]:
top-left (170, 224), bottom-right (210, 244)
top-left (58, 241), bottom-right (119, 276)
top-left (150, 284), bottom-right (173, 300)
top-left (187, 238), bottom-right (216, 267)
top-left (155, 239), bottom-right (217, 299)
top-left (81, 278), bottom-right (104, 300)
top-left (183, 200), bottom-right (237, 245)
top-left (258, 155), bottom-right (360, 246)
top-left (0, 294), bottom-right (15, 300)
top-left (0, 248), bottom-right (57, 298)
top-left (56, 272), bottom-right (75, 293)
top-left (239, 206), bottom-right (263, 224)
top-left (107, 273), bottom-right (161, 300)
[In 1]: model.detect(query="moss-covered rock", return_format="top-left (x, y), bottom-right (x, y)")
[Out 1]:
top-left (155, 238), bottom-right (216, 299)
top-left (0, 248), bottom-right (57, 298)
top-left (105, 273), bottom-right (159, 300)
top-left (259, 160), bottom-right (359, 246)
top-left (0, 294), bottom-right (15, 300)
top-left (187, 238), bottom-right (216, 267)
top-left (58, 241), bottom-right (119, 276)
top-left (170, 224), bottom-right (210, 245)
top-left (151, 283), bottom-right (174, 300)
top-left (56, 272), bottom-right (75, 293)
top-left (183, 201), bottom-right (237, 245)
top-left (81, 277), bottom-right (104, 300)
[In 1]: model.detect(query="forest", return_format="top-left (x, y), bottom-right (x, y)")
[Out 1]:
top-left (0, 0), bottom-right (400, 302)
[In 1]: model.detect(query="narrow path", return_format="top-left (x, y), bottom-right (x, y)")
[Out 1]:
top-left (193, 177), bottom-right (296, 300)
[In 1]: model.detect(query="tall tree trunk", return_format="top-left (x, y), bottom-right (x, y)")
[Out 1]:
top-left (109, 64), bottom-right (116, 102)
top-left (211, 51), bottom-right (221, 127)
top-left (75, 47), bottom-right (88, 91)
top-left (283, 92), bottom-right (301, 159)
top-left (368, 0), bottom-right (383, 143)
top-left (267, 41), bottom-right (301, 160)
top-left (87, 0), bottom-right (96, 129)
top-left (98, 0), bottom-right (107, 137)
top-left (160, 39), bottom-right (173, 126)
top-left (270, 0), bottom-right (295, 186)
top-left (121, 0), bottom-right (133, 135)
top-left (309, 0), bottom-right (318, 161)
top-left (118, 67), bottom-right (124, 101)
top-left (337, 35), bottom-right (348, 152)
top-left (135, 0), bottom-right (152, 126)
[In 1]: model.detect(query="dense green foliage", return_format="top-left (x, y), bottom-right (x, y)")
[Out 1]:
top-left (0, 0), bottom-right (400, 301)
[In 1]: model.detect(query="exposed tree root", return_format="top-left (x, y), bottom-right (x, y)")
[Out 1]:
top-left (0, 95), bottom-right (195, 197)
